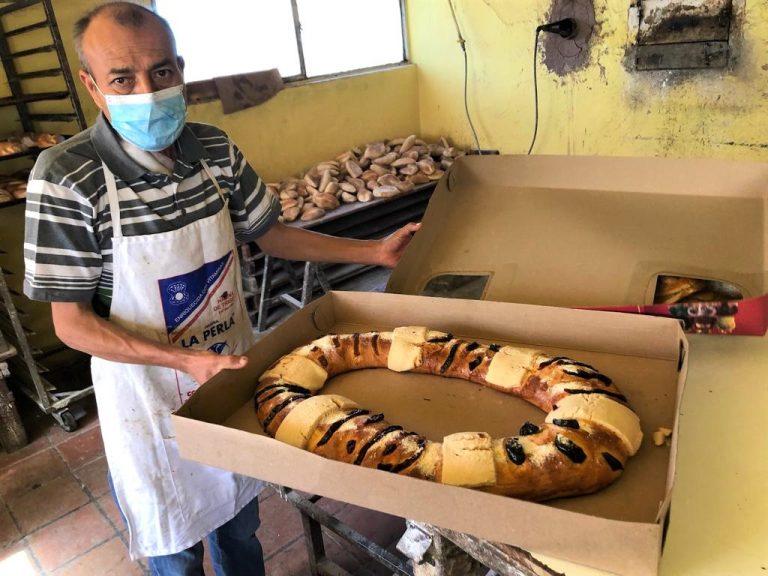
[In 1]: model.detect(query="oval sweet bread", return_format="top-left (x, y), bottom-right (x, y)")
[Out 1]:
top-left (253, 326), bottom-right (642, 502)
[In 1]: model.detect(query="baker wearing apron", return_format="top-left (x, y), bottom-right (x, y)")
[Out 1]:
top-left (94, 157), bottom-right (264, 571)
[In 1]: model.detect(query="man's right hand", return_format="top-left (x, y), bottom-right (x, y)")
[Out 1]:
top-left (51, 302), bottom-right (250, 384)
top-left (181, 350), bottom-right (249, 385)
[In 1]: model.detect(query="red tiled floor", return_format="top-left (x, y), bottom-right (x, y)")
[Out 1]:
top-left (51, 536), bottom-right (145, 576)
top-left (0, 448), bottom-right (67, 500)
top-left (73, 456), bottom-right (109, 497)
top-left (0, 501), bottom-right (21, 548)
top-left (255, 490), bottom-right (304, 556)
top-left (0, 432), bottom-right (51, 470)
top-left (6, 475), bottom-right (89, 534)
top-left (54, 426), bottom-right (104, 470)
top-left (27, 503), bottom-right (116, 573)
top-left (333, 505), bottom-right (405, 545)
top-left (264, 536), bottom-right (314, 576)
top-left (96, 493), bottom-right (123, 530)
top-left (0, 540), bottom-right (40, 576)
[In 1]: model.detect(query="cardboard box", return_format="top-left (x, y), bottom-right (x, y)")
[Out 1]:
top-left (386, 154), bottom-right (768, 335)
top-left (174, 291), bottom-right (687, 576)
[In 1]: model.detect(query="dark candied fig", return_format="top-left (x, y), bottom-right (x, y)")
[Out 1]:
top-left (552, 418), bottom-right (580, 430)
top-left (602, 452), bottom-right (624, 471)
top-left (554, 434), bottom-right (586, 463)
top-left (519, 421), bottom-right (540, 436)
top-left (504, 438), bottom-right (526, 465)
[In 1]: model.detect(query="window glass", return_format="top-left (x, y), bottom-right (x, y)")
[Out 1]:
top-left (296, 0), bottom-right (405, 76)
top-left (420, 275), bottom-right (490, 300)
top-left (154, 0), bottom-right (301, 81)
top-left (154, 0), bottom-right (404, 82)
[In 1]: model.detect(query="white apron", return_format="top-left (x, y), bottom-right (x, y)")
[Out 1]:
top-left (92, 160), bottom-right (262, 559)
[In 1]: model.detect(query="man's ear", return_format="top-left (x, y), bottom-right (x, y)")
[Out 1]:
top-left (177, 56), bottom-right (185, 72)
top-left (79, 69), bottom-right (108, 115)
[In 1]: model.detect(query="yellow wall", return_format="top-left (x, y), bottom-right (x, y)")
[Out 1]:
top-left (187, 66), bottom-right (419, 182)
top-left (6, 1), bottom-right (766, 175)
top-left (0, 0), bottom-right (419, 183)
top-left (406, 1), bottom-right (768, 161)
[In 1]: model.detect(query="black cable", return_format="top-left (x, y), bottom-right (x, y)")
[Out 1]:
top-left (448, 0), bottom-right (481, 153)
top-left (527, 29), bottom-right (541, 155)
top-left (461, 42), bottom-right (482, 154)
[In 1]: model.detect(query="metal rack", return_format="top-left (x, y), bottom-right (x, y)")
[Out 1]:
top-left (0, 0), bottom-right (91, 433)
top-left (247, 183), bottom-right (435, 332)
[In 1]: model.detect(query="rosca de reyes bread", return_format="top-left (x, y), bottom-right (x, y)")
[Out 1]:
top-left (253, 327), bottom-right (643, 502)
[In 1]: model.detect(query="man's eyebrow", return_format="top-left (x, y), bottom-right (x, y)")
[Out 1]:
top-left (106, 60), bottom-right (174, 76)
top-left (107, 67), bottom-right (132, 76)
top-left (150, 59), bottom-right (174, 71)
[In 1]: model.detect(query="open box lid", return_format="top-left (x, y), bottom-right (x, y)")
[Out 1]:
top-left (387, 154), bottom-right (768, 330)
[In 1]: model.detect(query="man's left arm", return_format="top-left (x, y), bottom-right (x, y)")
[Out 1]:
top-left (255, 221), bottom-right (421, 269)
top-left (227, 137), bottom-right (420, 268)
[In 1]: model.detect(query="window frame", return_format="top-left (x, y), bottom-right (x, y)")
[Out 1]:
top-left (152, 0), bottom-right (409, 104)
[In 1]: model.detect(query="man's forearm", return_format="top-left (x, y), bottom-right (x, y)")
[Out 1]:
top-left (52, 301), bottom-right (193, 369)
top-left (50, 301), bottom-right (247, 384)
top-left (255, 221), bottom-right (419, 269)
top-left (255, 223), bottom-right (381, 265)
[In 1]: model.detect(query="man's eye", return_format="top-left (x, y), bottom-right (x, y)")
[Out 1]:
top-left (113, 77), bottom-right (127, 85)
top-left (156, 70), bottom-right (170, 78)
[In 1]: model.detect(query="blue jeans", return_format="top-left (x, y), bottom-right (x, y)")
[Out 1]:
top-left (108, 473), bottom-right (265, 576)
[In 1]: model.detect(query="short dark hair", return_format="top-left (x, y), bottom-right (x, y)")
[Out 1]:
top-left (73, 1), bottom-right (176, 72)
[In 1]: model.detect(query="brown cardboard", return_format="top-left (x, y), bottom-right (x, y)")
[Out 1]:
top-left (386, 154), bottom-right (768, 335)
top-left (174, 291), bottom-right (687, 576)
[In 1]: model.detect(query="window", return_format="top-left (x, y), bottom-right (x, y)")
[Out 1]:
top-left (153, 0), bottom-right (406, 83)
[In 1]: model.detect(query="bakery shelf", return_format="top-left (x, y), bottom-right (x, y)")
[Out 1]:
top-left (0, 0), bottom-right (90, 436)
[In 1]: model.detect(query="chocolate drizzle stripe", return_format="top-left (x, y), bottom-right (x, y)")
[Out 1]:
top-left (353, 333), bottom-right (360, 356)
top-left (439, 342), bottom-right (461, 374)
top-left (489, 344), bottom-right (501, 352)
top-left (317, 355), bottom-right (329, 368)
top-left (332, 336), bottom-right (341, 348)
top-left (563, 388), bottom-right (627, 403)
top-left (354, 426), bottom-right (403, 465)
top-left (465, 342), bottom-right (480, 352)
top-left (262, 395), bottom-right (307, 431)
top-left (389, 437), bottom-right (428, 473)
top-left (468, 356), bottom-right (483, 371)
top-left (254, 383), bottom-right (310, 404)
top-left (258, 388), bottom-right (297, 405)
top-left (316, 409), bottom-right (370, 447)
top-left (562, 367), bottom-right (612, 385)
top-left (371, 333), bottom-right (379, 355)
top-left (364, 413), bottom-right (385, 425)
top-left (538, 356), bottom-right (602, 373)
top-left (427, 333), bottom-right (454, 343)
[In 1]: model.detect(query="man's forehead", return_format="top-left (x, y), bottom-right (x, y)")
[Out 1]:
top-left (83, 13), bottom-right (175, 67)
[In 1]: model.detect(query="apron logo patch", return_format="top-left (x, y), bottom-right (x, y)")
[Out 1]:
top-left (166, 281), bottom-right (189, 305)
top-left (158, 251), bottom-right (235, 343)
top-left (207, 341), bottom-right (231, 354)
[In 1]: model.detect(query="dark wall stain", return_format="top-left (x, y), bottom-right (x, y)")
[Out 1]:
top-left (542, 0), bottom-right (596, 76)
top-left (639, 1), bottom-right (732, 45)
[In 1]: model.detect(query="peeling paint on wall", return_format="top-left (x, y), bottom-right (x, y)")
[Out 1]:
top-left (542, 0), bottom-right (596, 75)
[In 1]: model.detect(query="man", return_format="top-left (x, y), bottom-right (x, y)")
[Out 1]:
top-left (23, 2), bottom-right (419, 574)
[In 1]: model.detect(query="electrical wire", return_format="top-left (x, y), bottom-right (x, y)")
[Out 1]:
top-left (527, 29), bottom-right (542, 155)
top-left (447, 0), bottom-right (482, 154)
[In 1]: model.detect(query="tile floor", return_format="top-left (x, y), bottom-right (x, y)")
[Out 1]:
top-left (0, 390), bottom-right (409, 575)
top-left (0, 268), bottom-right (415, 575)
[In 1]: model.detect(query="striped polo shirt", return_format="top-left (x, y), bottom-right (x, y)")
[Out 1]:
top-left (23, 113), bottom-right (280, 316)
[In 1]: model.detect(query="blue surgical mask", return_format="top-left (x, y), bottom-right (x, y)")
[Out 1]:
top-left (93, 80), bottom-right (187, 151)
